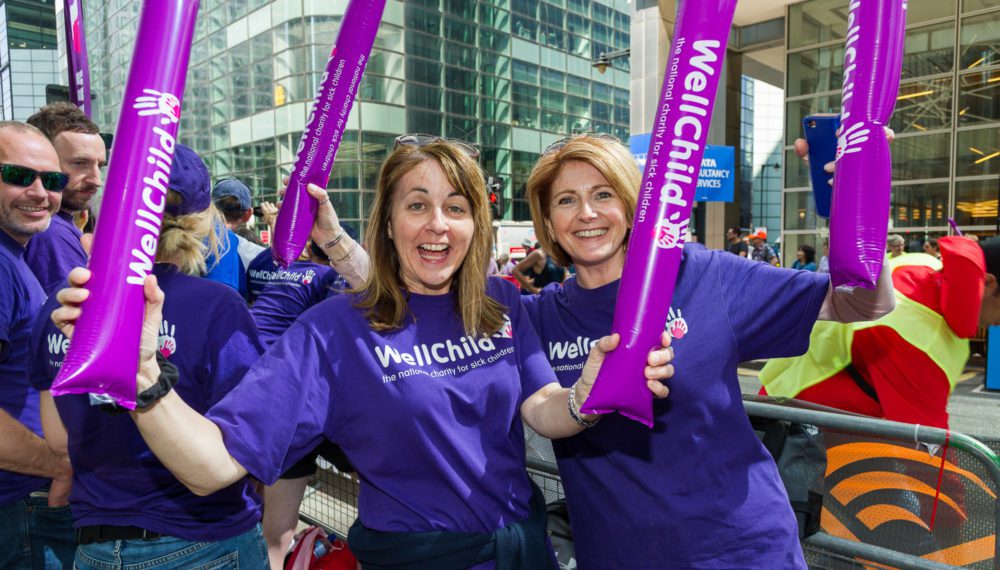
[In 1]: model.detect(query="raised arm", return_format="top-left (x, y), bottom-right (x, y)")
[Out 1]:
top-left (294, 182), bottom-right (371, 288)
top-left (51, 269), bottom-right (248, 496)
top-left (521, 332), bottom-right (673, 439)
top-left (512, 250), bottom-right (544, 294)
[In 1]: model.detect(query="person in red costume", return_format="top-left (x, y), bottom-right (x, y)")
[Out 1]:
top-left (761, 235), bottom-right (1000, 429)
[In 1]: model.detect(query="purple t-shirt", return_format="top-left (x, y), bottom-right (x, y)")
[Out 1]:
top-left (27, 264), bottom-right (264, 540)
top-left (208, 277), bottom-right (555, 534)
top-left (522, 244), bottom-right (827, 569)
top-left (0, 230), bottom-right (48, 506)
top-left (250, 259), bottom-right (344, 346)
top-left (24, 210), bottom-right (88, 296)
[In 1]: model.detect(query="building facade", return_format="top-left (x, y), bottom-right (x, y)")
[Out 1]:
top-left (80, 0), bottom-right (631, 235)
top-left (782, 0), bottom-right (1000, 262)
top-left (0, 0), bottom-right (59, 121)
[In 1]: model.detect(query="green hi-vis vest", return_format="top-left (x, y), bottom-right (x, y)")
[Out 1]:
top-left (760, 292), bottom-right (969, 400)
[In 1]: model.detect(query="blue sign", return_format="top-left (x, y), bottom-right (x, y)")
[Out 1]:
top-left (987, 326), bottom-right (1000, 391)
top-left (629, 134), bottom-right (735, 202)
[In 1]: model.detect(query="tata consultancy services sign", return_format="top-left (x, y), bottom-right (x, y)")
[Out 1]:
top-left (629, 133), bottom-right (734, 202)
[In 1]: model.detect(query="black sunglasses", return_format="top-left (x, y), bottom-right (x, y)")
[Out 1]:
top-left (542, 132), bottom-right (621, 156)
top-left (0, 163), bottom-right (69, 191)
top-left (393, 133), bottom-right (480, 160)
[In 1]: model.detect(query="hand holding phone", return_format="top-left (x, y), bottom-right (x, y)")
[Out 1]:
top-left (803, 114), bottom-right (840, 219)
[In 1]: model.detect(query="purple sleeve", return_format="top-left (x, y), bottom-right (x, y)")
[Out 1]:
top-left (24, 229), bottom-right (87, 296)
top-left (718, 253), bottom-right (829, 362)
top-left (26, 296), bottom-right (62, 390)
top-left (507, 283), bottom-right (558, 399)
top-left (206, 319), bottom-right (333, 485)
top-left (204, 295), bottom-right (265, 406)
top-left (0, 263), bottom-right (14, 352)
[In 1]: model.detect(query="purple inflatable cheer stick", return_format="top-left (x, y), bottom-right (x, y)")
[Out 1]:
top-left (63, 0), bottom-right (91, 117)
top-left (272, 0), bottom-right (386, 267)
top-left (948, 218), bottom-right (963, 236)
top-left (51, 0), bottom-right (199, 408)
top-left (828, 0), bottom-right (907, 288)
top-left (580, 0), bottom-right (737, 427)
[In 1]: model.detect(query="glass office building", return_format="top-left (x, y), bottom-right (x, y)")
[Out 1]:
top-left (82, 0), bottom-right (631, 234)
top-left (0, 0), bottom-right (59, 120)
top-left (782, 0), bottom-right (1000, 260)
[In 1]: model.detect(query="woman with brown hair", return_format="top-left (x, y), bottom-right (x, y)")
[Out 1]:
top-left (52, 136), bottom-right (672, 568)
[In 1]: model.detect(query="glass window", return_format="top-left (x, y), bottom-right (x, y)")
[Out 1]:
top-left (892, 132), bottom-right (953, 180)
top-left (901, 21), bottom-right (955, 79)
top-left (960, 12), bottom-right (1000, 69)
top-left (406, 31), bottom-right (441, 60)
top-left (889, 182), bottom-right (949, 228)
top-left (785, 94), bottom-right (842, 145)
top-left (906, 0), bottom-right (955, 23)
top-left (567, 0), bottom-right (588, 15)
top-left (963, 0), bottom-right (1000, 12)
top-left (512, 0), bottom-right (536, 17)
top-left (783, 191), bottom-right (819, 231)
top-left (443, 0), bottom-right (475, 19)
top-left (361, 76), bottom-right (404, 106)
top-left (407, 58), bottom-right (442, 86)
top-left (513, 60), bottom-right (538, 83)
top-left (446, 117), bottom-right (478, 141)
top-left (512, 82), bottom-right (538, 106)
top-left (539, 25), bottom-right (566, 50)
top-left (446, 66), bottom-right (477, 92)
top-left (481, 124), bottom-right (511, 148)
top-left (406, 109), bottom-right (442, 134)
top-left (566, 75), bottom-right (589, 97)
top-left (784, 147), bottom-right (810, 188)
top-left (786, 45), bottom-right (844, 97)
top-left (482, 98), bottom-right (511, 123)
top-left (481, 75), bottom-right (511, 99)
top-left (567, 95), bottom-right (590, 117)
top-left (480, 29), bottom-right (510, 52)
top-left (890, 77), bottom-right (953, 133)
top-left (481, 52), bottom-right (510, 76)
top-left (328, 188), bottom-right (360, 218)
top-left (592, 3), bottom-right (612, 25)
top-left (444, 17), bottom-right (475, 44)
top-left (958, 68), bottom-right (1000, 125)
top-left (954, 179), bottom-right (999, 227)
top-left (788, 0), bottom-right (848, 49)
top-left (446, 90), bottom-right (478, 117)
top-left (361, 132), bottom-right (396, 162)
top-left (541, 68), bottom-right (565, 90)
top-left (955, 127), bottom-right (1000, 176)
top-left (541, 89), bottom-right (565, 112)
top-left (479, 4), bottom-right (510, 30)
top-left (445, 41), bottom-right (476, 67)
top-left (406, 83), bottom-right (442, 110)
top-left (406, 6), bottom-right (441, 35)
top-left (513, 105), bottom-right (538, 128)
top-left (540, 4), bottom-right (564, 26)
top-left (512, 15), bottom-right (536, 41)
top-left (541, 111), bottom-right (565, 133)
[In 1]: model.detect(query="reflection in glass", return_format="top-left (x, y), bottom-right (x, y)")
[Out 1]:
top-left (787, 0), bottom-right (848, 49)
top-left (786, 45), bottom-right (843, 97)
top-left (956, 128), bottom-right (1000, 177)
top-left (958, 68), bottom-right (1000, 125)
top-left (954, 179), bottom-right (999, 227)
top-left (890, 183), bottom-right (949, 228)
top-left (960, 12), bottom-right (1000, 69)
top-left (783, 191), bottom-right (818, 231)
top-left (890, 77), bottom-right (952, 133)
top-left (901, 22), bottom-right (954, 79)
top-left (892, 133), bottom-right (952, 180)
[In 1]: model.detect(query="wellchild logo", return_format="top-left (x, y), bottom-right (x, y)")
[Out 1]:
top-left (835, 122), bottom-right (870, 162)
top-left (375, 335), bottom-right (500, 369)
top-left (47, 333), bottom-right (70, 357)
top-left (666, 307), bottom-right (689, 339)
top-left (134, 89), bottom-right (181, 125)
top-left (655, 212), bottom-right (689, 250)
top-left (302, 269), bottom-right (316, 285)
top-left (158, 319), bottom-right (178, 358)
top-left (492, 315), bottom-right (513, 339)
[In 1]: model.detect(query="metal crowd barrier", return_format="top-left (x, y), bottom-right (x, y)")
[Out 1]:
top-left (299, 398), bottom-right (1000, 570)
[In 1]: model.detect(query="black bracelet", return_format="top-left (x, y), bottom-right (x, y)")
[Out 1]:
top-left (98, 352), bottom-right (179, 415)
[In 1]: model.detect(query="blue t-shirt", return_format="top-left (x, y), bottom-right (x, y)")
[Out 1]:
top-left (250, 260), bottom-right (345, 347)
top-left (27, 264), bottom-right (264, 540)
top-left (0, 230), bottom-right (49, 506)
top-left (24, 210), bottom-right (88, 296)
top-left (208, 277), bottom-right (555, 534)
top-left (204, 228), bottom-right (247, 297)
top-left (522, 244), bottom-right (827, 569)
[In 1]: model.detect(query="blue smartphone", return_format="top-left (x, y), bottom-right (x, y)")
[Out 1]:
top-left (803, 114), bottom-right (840, 219)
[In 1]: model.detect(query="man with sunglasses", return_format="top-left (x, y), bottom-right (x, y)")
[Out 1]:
top-left (0, 121), bottom-right (76, 569)
top-left (25, 103), bottom-right (106, 295)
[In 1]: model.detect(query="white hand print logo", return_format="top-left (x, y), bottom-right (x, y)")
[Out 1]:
top-left (835, 122), bottom-right (871, 162)
top-left (133, 88), bottom-right (181, 125)
top-left (655, 212), bottom-right (689, 250)
top-left (158, 319), bottom-right (177, 358)
top-left (302, 270), bottom-right (315, 285)
top-left (665, 307), bottom-right (689, 340)
top-left (492, 315), bottom-right (514, 339)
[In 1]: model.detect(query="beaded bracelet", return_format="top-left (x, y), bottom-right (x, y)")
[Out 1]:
top-left (568, 382), bottom-right (599, 428)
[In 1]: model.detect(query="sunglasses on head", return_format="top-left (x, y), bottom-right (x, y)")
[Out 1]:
top-left (542, 132), bottom-right (621, 156)
top-left (393, 133), bottom-right (480, 160)
top-left (0, 163), bottom-right (69, 191)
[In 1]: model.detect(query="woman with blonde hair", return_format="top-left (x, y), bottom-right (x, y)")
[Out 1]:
top-left (520, 134), bottom-right (894, 568)
top-left (52, 136), bottom-right (673, 568)
top-left (28, 144), bottom-right (268, 569)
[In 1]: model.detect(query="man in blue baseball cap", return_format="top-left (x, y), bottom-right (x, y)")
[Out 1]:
top-left (212, 178), bottom-right (273, 299)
